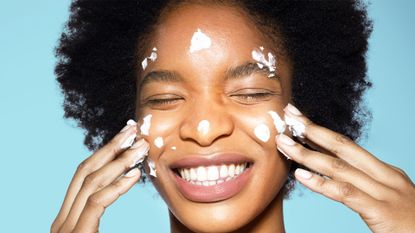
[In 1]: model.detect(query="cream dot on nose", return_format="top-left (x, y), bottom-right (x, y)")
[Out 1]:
top-left (197, 120), bottom-right (210, 135)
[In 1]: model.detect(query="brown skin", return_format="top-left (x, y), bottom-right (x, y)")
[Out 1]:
top-left (137, 4), bottom-right (291, 233)
top-left (51, 3), bottom-right (415, 233)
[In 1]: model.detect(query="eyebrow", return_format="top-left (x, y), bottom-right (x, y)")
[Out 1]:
top-left (225, 62), bottom-right (276, 80)
top-left (138, 62), bottom-right (279, 90)
top-left (139, 70), bottom-right (183, 90)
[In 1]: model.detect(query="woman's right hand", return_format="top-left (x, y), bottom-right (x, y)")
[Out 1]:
top-left (51, 120), bottom-right (149, 233)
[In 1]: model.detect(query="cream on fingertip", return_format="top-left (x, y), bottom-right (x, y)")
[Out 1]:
top-left (120, 133), bottom-right (137, 149)
top-left (124, 167), bottom-right (140, 178)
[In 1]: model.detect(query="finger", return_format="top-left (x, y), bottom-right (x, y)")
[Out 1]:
top-left (59, 139), bottom-right (149, 233)
top-left (52, 120), bottom-right (138, 231)
top-left (276, 134), bottom-right (394, 200)
top-left (283, 104), bottom-right (402, 188)
top-left (294, 168), bottom-right (380, 215)
top-left (73, 167), bottom-right (142, 233)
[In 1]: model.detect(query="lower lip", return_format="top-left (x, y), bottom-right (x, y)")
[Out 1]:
top-left (173, 167), bottom-right (252, 203)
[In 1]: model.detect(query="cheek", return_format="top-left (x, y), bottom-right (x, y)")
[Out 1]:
top-left (233, 109), bottom-right (285, 148)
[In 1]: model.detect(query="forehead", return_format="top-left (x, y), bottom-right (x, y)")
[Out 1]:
top-left (151, 4), bottom-right (270, 62)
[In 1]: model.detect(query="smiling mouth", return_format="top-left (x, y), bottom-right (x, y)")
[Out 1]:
top-left (174, 162), bottom-right (251, 186)
top-left (169, 154), bottom-right (254, 202)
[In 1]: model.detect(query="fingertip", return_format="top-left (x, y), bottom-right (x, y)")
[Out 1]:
top-left (124, 167), bottom-right (141, 178)
top-left (295, 168), bottom-right (313, 180)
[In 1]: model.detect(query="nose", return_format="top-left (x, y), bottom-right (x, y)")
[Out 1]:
top-left (179, 99), bottom-right (234, 147)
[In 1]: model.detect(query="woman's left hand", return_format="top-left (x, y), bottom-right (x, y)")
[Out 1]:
top-left (276, 104), bottom-right (415, 233)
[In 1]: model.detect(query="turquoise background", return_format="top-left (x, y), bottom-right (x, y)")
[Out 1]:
top-left (1, 1), bottom-right (414, 232)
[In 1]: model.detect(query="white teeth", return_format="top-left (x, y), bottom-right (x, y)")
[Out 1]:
top-left (228, 164), bottom-right (235, 177)
top-left (178, 163), bottom-right (248, 186)
top-left (184, 169), bottom-right (190, 181)
top-left (207, 166), bottom-right (219, 180)
top-left (190, 168), bottom-right (197, 180)
top-left (220, 165), bottom-right (228, 178)
top-left (196, 166), bottom-right (207, 181)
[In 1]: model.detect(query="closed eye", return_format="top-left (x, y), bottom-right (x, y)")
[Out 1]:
top-left (142, 94), bottom-right (184, 109)
top-left (230, 90), bottom-right (276, 105)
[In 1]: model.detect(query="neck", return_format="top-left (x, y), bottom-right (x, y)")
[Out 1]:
top-left (170, 191), bottom-right (286, 233)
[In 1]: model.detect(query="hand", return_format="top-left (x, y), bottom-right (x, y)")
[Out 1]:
top-left (51, 121), bottom-right (149, 233)
top-left (276, 104), bottom-right (415, 233)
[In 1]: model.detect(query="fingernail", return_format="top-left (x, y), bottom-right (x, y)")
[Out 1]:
top-left (130, 140), bottom-right (149, 167)
top-left (285, 103), bottom-right (302, 116)
top-left (120, 133), bottom-right (137, 149)
top-left (277, 146), bottom-right (291, 159)
top-left (295, 168), bottom-right (312, 180)
top-left (127, 119), bottom-right (137, 126)
top-left (120, 119), bottom-right (137, 132)
top-left (130, 138), bottom-right (145, 149)
top-left (124, 167), bottom-right (140, 177)
top-left (278, 134), bottom-right (296, 146)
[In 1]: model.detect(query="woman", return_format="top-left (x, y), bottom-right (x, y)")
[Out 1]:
top-left (51, 0), bottom-right (415, 232)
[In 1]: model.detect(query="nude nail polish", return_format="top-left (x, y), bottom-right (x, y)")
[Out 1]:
top-left (278, 134), bottom-right (296, 146)
top-left (285, 103), bottom-right (302, 116)
top-left (124, 168), bottom-right (140, 177)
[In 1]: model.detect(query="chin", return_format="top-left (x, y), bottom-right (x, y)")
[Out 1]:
top-left (147, 150), bottom-right (289, 233)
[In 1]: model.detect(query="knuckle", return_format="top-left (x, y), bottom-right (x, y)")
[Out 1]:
top-left (330, 159), bottom-right (349, 172)
top-left (86, 194), bottom-right (103, 210)
top-left (83, 173), bottom-right (105, 190)
top-left (338, 182), bottom-right (355, 198)
top-left (315, 176), bottom-right (327, 189)
top-left (50, 220), bottom-right (60, 233)
top-left (335, 133), bottom-right (351, 144)
top-left (76, 159), bottom-right (92, 174)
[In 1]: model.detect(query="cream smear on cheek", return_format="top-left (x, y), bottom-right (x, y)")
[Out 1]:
top-left (197, 120), bottom-right (210, 135)
top-left (189, 28), bottom-right (212, 53)
top-left (154, 136), bottom-right (164, 148)
top-left (252, 46), bottom-right (277, 78)
top-left (254, 124), bottom-right (271, 142)
top-left (141, 47), bottom-right (158, 71)
top-left (140, 114), bottom-right (152, 136)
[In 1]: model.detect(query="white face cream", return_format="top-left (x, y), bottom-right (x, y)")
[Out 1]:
top-left (254, 123), bottom-right (271, 142)
top-left (267, 111), bottom-right (286, 134)
top-left (197, 120), bottom-right (210, 135)
top-left (154, 136), bottom-right (164, 148)
top-left (284, 115), bottom-right (305, 138)
top-left (251, 46), bottom-right (277, 77)
top-left (189, 28), bottom-right (212, 53)
top-left (147, 159), bottom-right (157, 177)
top-left (141, 47), bottom-right (158, 70)
top-left (140, 114), bottom-right (152, 136)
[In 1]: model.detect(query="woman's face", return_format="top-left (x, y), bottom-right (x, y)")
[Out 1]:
top-left (136, 4), bottom-right (292, 232)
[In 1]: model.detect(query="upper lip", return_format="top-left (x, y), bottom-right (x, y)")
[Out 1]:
top-left (169, 152), bottom-right (253, 169)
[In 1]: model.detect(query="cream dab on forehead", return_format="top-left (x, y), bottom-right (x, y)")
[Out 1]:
top-left (141, 47), bottom-right (158, 71)
top-left (189, 28), bottom-right (212, 53)
top-left (197, 120), bottom-right (210, 135)
top-left (254, 123), bottom-right (271, 142)
top-left (252, 46), bottom-right (277, 78)
top-left (140, 114), bottom-right (152, 136)
top-left (268, 111), bottom-right (286, 134)
top-left (147, 159), bottom-right (157, 177)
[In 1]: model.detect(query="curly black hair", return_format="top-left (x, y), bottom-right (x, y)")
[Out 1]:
top-left (55, 0), bottom-right (372, 191)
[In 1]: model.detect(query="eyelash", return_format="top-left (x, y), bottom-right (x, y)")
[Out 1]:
top-left (143, 92), bottom-right (274, 108)
top-left (145, 98), bottom-right (182, 106)
top-left (231, 92), bottom-right (274, 103)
